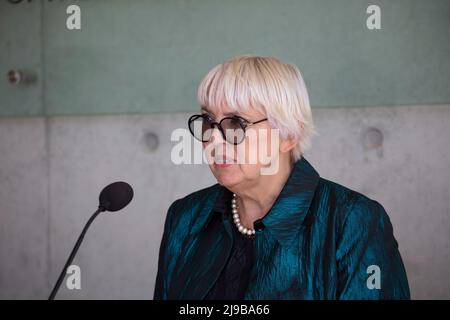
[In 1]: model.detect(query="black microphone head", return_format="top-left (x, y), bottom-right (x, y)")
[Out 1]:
top-left (99, 181), bottom-right (134, 212)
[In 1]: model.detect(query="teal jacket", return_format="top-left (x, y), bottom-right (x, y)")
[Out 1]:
top-left (154, 157), bottom-right (410, 299)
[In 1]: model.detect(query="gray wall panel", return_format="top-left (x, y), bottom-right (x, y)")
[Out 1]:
top-left (1, 0), bottom-right (449, 117)
top-left (0, 117), bottom-right (48, 299)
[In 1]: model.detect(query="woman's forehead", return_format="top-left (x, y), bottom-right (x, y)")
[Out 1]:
top-left (201, 104), bottom-right (263, 118)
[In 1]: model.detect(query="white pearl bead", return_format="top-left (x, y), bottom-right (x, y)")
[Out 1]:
top-left (231, 193), bottom-right (255, 236)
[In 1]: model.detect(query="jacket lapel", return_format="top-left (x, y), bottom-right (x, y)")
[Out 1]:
top-left (168, 187), bottom-right (234, 299)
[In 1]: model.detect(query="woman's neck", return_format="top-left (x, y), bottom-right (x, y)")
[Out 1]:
top-left (233, 157), bottom-right (294, 229)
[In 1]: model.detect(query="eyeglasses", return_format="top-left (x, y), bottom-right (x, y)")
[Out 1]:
top-left (188, 114), bottom-right (268, 145)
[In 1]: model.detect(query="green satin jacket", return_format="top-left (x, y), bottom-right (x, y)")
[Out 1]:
top-left (154, 157), bottom-right (410, 299)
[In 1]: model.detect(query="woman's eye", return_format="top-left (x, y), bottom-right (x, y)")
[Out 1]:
top-left (203, 114), bottom-right (214, 123)
top-left (231, 117), bottom-right (245, 126)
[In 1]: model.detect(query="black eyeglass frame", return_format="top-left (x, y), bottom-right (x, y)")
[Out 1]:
top-left (188, 114), bottom-right (268, 145)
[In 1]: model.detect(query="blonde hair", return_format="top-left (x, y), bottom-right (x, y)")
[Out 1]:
top-left (197, 54), bottom-right (315, 162)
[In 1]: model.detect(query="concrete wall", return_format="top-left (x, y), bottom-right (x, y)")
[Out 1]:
top-left (1, 104), bottom-right (449, 299)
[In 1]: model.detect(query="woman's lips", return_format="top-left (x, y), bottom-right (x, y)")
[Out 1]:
top-left (213, 158), bottom-right (235, 168)
top-left (214, 163), bottom-right (234, 168)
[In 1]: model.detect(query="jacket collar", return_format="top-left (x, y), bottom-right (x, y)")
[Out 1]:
top-left (259, 156), bottom-right (320, 245)
top-left (207, 156), bottom-right (320, 246)
top-left (169, 157), bottom-right (320, 299)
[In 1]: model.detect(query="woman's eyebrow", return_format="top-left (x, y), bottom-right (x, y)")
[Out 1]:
top-left (200, 106), bottom-right (211, 114)
top-left (223, 111), bottom-right (240, 117)
top-left (201, 106), bottom-right (247, 118)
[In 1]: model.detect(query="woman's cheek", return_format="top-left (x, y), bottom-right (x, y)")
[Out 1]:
top-left (236, 143), bottom-right (247, 165)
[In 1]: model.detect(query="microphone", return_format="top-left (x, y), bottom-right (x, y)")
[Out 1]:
top-left (48, 181), bottom-right (134, 300)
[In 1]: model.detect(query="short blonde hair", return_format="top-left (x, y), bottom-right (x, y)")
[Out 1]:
top-left (197, 54), bottom-right (315, 162)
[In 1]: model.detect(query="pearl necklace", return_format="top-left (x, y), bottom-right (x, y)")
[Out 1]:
top-left (231, 193), bottom-right (256, 236)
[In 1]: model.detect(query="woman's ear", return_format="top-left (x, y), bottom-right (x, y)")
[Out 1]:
top-left (279, 136), bottom-right (298, 154)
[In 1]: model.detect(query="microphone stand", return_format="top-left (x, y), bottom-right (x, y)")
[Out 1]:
top-left (48, 206), bottom-right (106, 300)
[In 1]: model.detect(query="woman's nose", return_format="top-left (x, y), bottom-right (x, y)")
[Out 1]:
top-left (210, 126), bottom-right (226, 145)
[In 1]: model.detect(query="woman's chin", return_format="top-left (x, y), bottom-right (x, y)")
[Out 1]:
top-left (212, 168), bottom-right (240, 188)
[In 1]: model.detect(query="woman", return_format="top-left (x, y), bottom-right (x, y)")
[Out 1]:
top-left (154, 55), bottom-right (410, 300)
